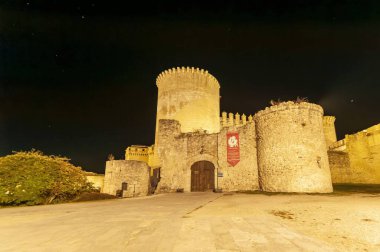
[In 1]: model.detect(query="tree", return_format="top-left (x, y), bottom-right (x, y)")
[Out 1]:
top-left (0, 150), bottom-right (92, 206)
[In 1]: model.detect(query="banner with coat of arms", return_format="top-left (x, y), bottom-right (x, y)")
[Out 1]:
top-left (227, 132), bottom-right (240, 166)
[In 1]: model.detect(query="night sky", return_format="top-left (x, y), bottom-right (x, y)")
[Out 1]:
top-left (1, 1), bottom-right (380, 173)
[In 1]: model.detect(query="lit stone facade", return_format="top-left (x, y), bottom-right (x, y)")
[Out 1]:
top-left (217, 118), bottom-right (259, 192)
top-left (155, 67), bottom-right (220, 134)
top-left (125, 145), bottom-right (155, 167)
top-left (102, 66), bottom-right (378, 197)
top-left (155, 119), bottom-right (218, 192)
top-left (102, 160), bottom-right (150, 197)
top-left (323, 116), bottom-right (338, 148)
top-left (254, 102), bottom-right (333, 193)
top-left (328, 124), bottom-right (380, 184)
top-left (152, 67), bottom-right (333, 193)
top-left (86, 174), bottom-right (105, 191)
top-left (155, 114), bottom-right (260, 193)
top-left (152, 67), bottom-right (220, 168)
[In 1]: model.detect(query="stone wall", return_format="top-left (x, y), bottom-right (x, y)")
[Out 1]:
top-left (156, 119), bottom-right (219, 192)
top-left (254, 102), bottom-right (333, 193)
top-left (329, 124), bottom-right (380, 184)
top-left (156, 118), bottom-right (259, 192)
top-left (125, 145), bottom-right (155, 168)
top-left (102, 160), bottom-right (150, 197)
top-left (86, 175), bottom-right (104, 191)
top-left (155, 120), bottom-right (188, 192)
top-left (125, 145), bottom-right (150, 163)
top-left (328, 151), bottom-right (352, 183)
top-left (217, 121), bottom-right (259, 191)
top-left (323, 116), bottom-right (337, 148)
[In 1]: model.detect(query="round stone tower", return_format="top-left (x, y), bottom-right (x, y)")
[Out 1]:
top-left (323, 116), bottom-right (337, 148)
top-left (254, 101), bottom-right (333, 193)
top-left (152, 67), bottom-right (220, 167)
top-left (155, 66), bottom-right (220, 135)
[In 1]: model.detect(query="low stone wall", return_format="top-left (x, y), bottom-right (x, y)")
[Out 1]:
top-left (102, 160), bottom-right (150, 197)
top-left (86, 175), bottom-right (104, 191)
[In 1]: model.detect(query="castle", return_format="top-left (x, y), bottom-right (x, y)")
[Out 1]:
top-left (101, 67), bottom-right (380, 197)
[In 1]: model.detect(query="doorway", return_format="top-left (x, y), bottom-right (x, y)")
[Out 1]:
top-left (191, 161), bottom-right (215, 192)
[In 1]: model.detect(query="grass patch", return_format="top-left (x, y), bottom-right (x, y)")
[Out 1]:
top-left (72, 192), bottom-right (117, 202)
top-left (333, 184), bottom-right (380, 194)
top-left (236, 184), bottom-right (380, 196)
top-left (236, 190), bottom-right (309, 196)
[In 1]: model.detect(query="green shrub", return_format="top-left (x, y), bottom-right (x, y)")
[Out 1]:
top-left (0, 150), bottom-right (93, 206)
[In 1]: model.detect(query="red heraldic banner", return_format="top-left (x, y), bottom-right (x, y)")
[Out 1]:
top-left (227, 132), bottom-right (240, 166)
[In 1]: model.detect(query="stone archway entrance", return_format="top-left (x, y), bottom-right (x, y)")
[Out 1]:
top-left (191, 161), bottom-right (215, 192)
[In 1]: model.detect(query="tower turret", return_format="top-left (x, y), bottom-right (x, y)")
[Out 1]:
top-left (323, 116), bottom-right (337, 148)
top-left (153, 67), bottom-right (220, 166)
top-left (254, 101), bottom-right (333, 193)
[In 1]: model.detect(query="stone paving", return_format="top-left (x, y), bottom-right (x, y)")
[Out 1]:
top-left (0, 193), bottom-right (378, 251)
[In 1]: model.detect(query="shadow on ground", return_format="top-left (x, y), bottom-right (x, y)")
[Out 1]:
top-left (236, 184), bottom-right (380, 197)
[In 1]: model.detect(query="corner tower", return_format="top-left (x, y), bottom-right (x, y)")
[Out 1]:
top-left (152, 66), bottom-right (220, 167)
top-left (323, 116), bottom-right (337, 148)
top-left (155, 66), bottom-right (220, 134)
top-left (254, 101), bottom-right (333, 193)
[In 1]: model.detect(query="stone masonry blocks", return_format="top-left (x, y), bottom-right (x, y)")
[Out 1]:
top-left (103, 160), bottom-right (150, 197)
top-left (254, 102), bottom-right (333, 193)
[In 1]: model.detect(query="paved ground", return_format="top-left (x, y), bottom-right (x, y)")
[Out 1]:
top-left (1, 192), bottom-right (379, 251)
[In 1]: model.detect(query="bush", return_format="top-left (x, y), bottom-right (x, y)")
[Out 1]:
top-left (0, 150), bottom-right (93, 206)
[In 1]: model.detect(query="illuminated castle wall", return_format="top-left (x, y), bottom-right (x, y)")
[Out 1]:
top-left (153, 67), bottom-right (332, 193)
top-left (155, 67), bottom-right (220, 134)
top-left (125, 145), bottom-right (155, 167)
top-left (254, 102), bottom-right (332, 193)
top-left (328, 124), bottom-right (380, 184)
top-left (323, 116), bottom-right (338, 148)
top-left (152, 67), bottom-right (220, 168)
top-left (102, 66), bottom-right (379, 196)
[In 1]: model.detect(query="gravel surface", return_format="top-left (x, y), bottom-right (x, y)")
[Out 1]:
top-left (0, 192), bottom-right (379, 251)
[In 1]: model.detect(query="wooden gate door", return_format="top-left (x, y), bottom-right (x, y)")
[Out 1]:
top-left (191, 161), bottom-right (215, 192)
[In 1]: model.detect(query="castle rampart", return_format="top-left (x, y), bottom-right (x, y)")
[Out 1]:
top-left (217, 120), bottom-right (259, 191)
top-left (323, 116), bottom-right (337, 148)
top-left (329, 123), bottom-right (380, 184)
top-left (220, 112), bottom-right (254, 128)
top-left (155, 119), bottom-right (218, 193)
top-left (103, 66), bottom-right (379, 196)
top-left (254, 101), bottom-right (333, 193)
top-left (156, 118), bottom-right (259, 193)
top-left (125, 145), bottom-right (155, 167)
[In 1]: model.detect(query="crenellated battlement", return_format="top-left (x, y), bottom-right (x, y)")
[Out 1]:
top-left (125, 145), bottom-right (155, 166)
top-left (254, 101), bottom-right (324, 119)
top-left (156, 66), bottom-right (220, 90)
top-left (329, 139), bottom-right (346, 150)
top-left (323, 116), bottom-right (336, 125)
top-left (220, 111), bottom-right (254, 128)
